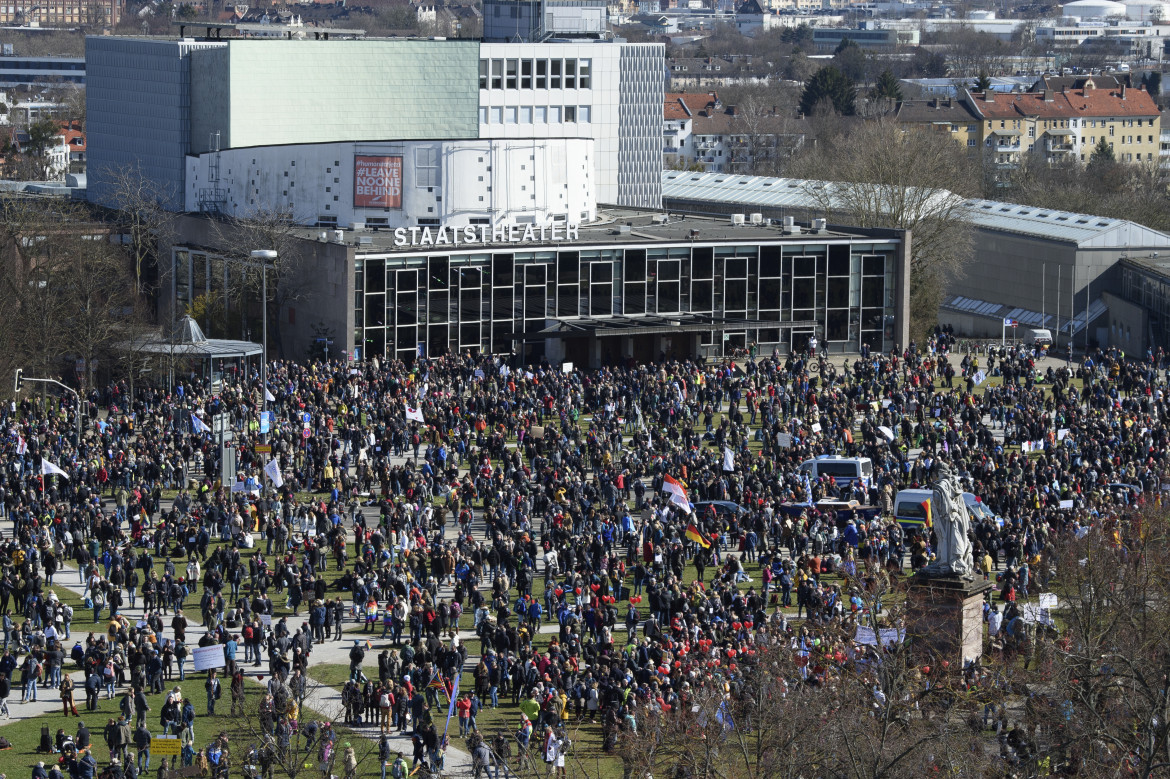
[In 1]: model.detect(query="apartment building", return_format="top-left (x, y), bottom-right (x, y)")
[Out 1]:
top-left (891, 97), bottom-right (983, 150)
top-left (0, 0), bottom-right (119, 25)
top-left (962, 79), bottom-right (1160, 167)
top-left (663, 92), bottom-right (805, 173)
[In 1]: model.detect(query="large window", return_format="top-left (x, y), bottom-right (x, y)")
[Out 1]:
top-left (657, 258), bottom-right (680, 314)
top-left (415, 147), bottom-right (440, 189)
top-left (624, 249), bottom-right (646, 314)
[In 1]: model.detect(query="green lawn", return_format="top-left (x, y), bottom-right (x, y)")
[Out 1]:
top-left (0, 669), bottom-right (370, 779)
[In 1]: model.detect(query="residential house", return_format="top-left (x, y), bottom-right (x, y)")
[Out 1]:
top-left (663, 91), bottom-right (719, 164)
top-left (680, 98), bottom-right (806, 173)
top-left (664, 56), bottom-right (772, 88)
top-left (58, 120), bottom-right (86, 172)
top-left (964, 80), bottom-right (1161, 169)
top-left (891, 97), bottom-right (983, 150)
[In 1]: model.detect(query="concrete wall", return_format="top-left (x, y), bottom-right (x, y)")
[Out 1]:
top-left (1102, 290), bottom-right (1147, 356)
top-left (86, 37), bottom-right (226, 209)
top-left (163, 214), bottom-right (354, 362)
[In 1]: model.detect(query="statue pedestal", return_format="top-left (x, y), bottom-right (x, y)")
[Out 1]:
top-left (905, 575), bottom-right (992, 668)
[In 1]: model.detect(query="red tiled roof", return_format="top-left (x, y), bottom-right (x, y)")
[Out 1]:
top-left (969, 87), bottom-right (1159, 121)
top-left (1063, 86), bottom-right (1159, 117)
top-left (664, 92), bottom-right (718, 120)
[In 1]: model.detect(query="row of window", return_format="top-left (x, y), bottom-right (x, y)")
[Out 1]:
top-left (479, 58), bottom-right (592, 90)
top-left (990, 117), bottom-right (1155, 129)
top-left (479, 105), bottom-right (591, 124)
top-left (0, 59), bottom-right (84, 70)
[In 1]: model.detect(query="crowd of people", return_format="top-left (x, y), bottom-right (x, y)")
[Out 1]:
top-left (0, 334), bottom-right (1164, 777)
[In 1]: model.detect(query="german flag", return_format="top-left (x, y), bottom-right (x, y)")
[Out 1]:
top-left (686, 524), bottom-right (712, 549)
top-left (921, 499), bottom-right (932, 529)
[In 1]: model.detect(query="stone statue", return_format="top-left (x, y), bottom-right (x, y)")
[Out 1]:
top-left (920, 462), bottom-right (974, 579)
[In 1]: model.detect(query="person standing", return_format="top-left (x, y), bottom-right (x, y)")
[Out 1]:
top-left (133, 721), bottom-right (151, 772)
top-left (230, 669), bottom-right (245, 716)
top-left (0, 671), bottom-right (10, 718)
top-left (205, 670), bottom-right (222, 716)
top-left (60, 674), bottom-right (78, 716)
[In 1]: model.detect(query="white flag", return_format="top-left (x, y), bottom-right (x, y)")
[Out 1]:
top-left (41, 458), bottom-right (69, 479)
top-left (405, 406), bottom-right (425, 424)
top-left (264, 387), bottom-right (276, 403)
top-left (16, 435), bottom-right (26, 455)
top-left (191, 414), bottom-right (210, 434)
top-left (722, 446), bottom-right (735, 472)
top-left (973, 370), bottom-right (987, 386)
top-left (263, 458), bottom-right (284, 488)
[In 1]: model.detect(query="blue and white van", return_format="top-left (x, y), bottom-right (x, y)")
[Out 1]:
top-left (798, 456), bottom-right (874, 490)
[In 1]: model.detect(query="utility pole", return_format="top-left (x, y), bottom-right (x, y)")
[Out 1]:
top-left (250, 249), bottom-right (278, 443)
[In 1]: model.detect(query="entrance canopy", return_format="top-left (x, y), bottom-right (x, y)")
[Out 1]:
top-left (515, 314), bottom-right (819, 341)
top-left (125, 316), bottom-right (262, 359)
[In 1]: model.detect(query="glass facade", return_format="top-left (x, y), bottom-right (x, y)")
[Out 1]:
top-left (1123, 264), bottom-right (1170, 350)
top-left (353, 240), bottom-right (899, 361)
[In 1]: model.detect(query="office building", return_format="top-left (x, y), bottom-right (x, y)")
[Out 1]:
top-left (0, 55), bottom-right (85, 87)
top-left (0, 0), bottom-right (118, 26)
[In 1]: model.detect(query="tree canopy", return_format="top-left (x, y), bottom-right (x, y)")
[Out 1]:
top-left (799, 65), bottom-right (857, 117)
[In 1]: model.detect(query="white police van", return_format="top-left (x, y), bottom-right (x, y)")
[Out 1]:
top-left (798, 455), bottom-right (874, 490)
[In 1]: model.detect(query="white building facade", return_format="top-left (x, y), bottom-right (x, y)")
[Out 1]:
top-left (183, 138), bottom-right (597, 228)
top-left (478, 41), bottom-right (662, 207)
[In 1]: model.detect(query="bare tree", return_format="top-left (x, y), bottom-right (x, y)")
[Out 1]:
top-left (788, 119), bottom-right (977, 339)
top-left (616, 570), bottom-right (996, 779)
top-left (1023, 509), bottom-right (1170, 778)
top-left (100, 162), bottom-right (178, 295)
top-left (62, 234), bottom-right (141, 389)
top-left (206, 208), bottom-right (317, 358)
top-left (231, 675), bottom-right (382, 779)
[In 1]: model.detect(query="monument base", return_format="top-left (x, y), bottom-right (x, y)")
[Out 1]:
top-left (905, 575), bottom-right (993, 668)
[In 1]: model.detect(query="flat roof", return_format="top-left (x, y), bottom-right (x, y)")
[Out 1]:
top-left (962, 199), bottom-right (1170, 248)
top-left (296, 209), bottom-right (900, 254)
top-left (171, 21), bottom-right (368, 38)
top-left (662, 171), bottom-right (1170, 250)
top-left (1122, 254), bottom-right (1170, 282)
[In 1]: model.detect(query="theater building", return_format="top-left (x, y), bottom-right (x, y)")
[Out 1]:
top-left (165, 211), bottom-right (911, 367)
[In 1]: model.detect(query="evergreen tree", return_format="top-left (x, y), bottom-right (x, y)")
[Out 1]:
top-left (973, 71), bottom-right (992, 93)
top-left (1090, 135), bottom-right (1115, 165)
top-left (834, 37), bottom-right (859, 55)
top-left (1142, 70), bottom-right (1162, 103)
top-left (871, 68), bottom-right (903, 101)
top-left (799, 65), bottom-right (857, 117)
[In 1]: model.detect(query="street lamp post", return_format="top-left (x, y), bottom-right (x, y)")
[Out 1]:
top-left (250, 250), bottom-right (278, 441)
